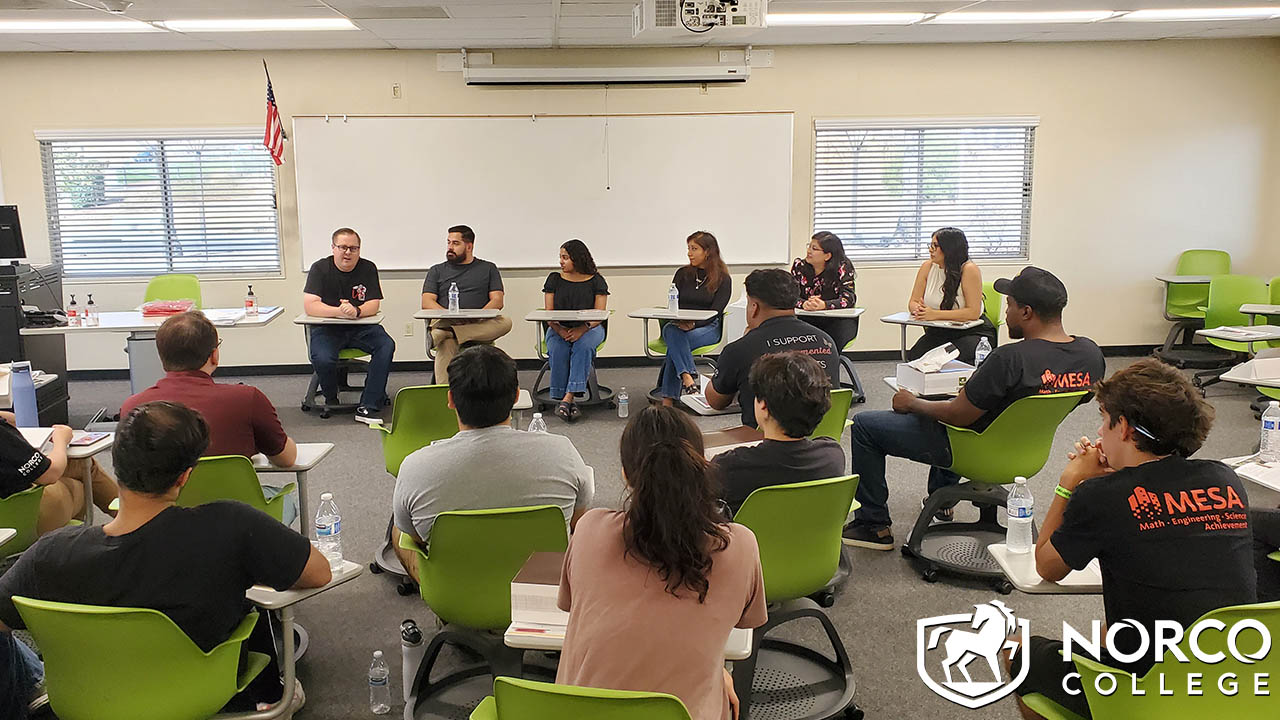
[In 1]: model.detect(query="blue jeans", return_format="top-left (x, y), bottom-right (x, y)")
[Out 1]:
top-left (3, 633), bottom-right (42, 719)
top-left (308, 324), bottom-right (396, 409)
top-left (659, 320), bottom-right (721, 398)
top-left (849, 410), bottom-right (960, 527)
top-left (546, 325), bottom-right (606, 399)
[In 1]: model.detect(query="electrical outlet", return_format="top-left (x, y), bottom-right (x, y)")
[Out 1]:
top-left (700, 83), bottom-right (708, 95)
top-left (392, 83), bottom-right (402, 99)
top-left (403, 321), bottom-right (414, 337)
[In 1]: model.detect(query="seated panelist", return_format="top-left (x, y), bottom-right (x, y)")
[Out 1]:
top-left (421, 224), bottom-right (512, 384)
top-left (543, 239), bottom-right (609, 423)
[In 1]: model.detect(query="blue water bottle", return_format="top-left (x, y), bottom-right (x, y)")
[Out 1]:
top-left (10, 361), bottom-right (39, 427)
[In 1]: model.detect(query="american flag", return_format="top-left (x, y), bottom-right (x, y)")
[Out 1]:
top-left (264, 62), bottom-right (285, 166)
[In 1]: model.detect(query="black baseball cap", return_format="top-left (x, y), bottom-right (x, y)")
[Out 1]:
top-left (993, 266), bottom-right (1068, 316)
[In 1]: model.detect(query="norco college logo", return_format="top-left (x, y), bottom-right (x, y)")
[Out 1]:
top-left (917, 600), bottom-right (1030, 708)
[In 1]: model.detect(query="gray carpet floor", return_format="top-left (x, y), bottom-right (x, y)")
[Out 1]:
top-left (55, 356), bottom-right (1267, 719)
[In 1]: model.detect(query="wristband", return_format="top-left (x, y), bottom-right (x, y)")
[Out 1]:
top-left (1054, 484), bottom-right (1073, 500)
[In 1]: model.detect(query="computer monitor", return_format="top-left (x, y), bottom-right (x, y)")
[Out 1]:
top-left (0, 206), bottom-right (26, 262)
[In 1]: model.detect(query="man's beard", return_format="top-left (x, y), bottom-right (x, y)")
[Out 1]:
top-left (446, 251), bottom-right (464, 265)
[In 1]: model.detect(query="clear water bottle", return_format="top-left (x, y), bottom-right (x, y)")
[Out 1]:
top-left (1006, 476), bottom-right (1034, 553)
top-left (448, 282), bottom-right (460, 313)
top-left (1261, 401), bottom-right (1280, 463)
top-left (667, 283), bottom-right (680, 313)
top-left (528, 412), bottom-right (547, 433)
top-left (315, 492), bottom-right (343, 572)
top-left (85, 294), bottom-right (98, 327)
top-left (67, 294), bottom-right (80, 327)
top-left (974, 336), bottom-right (992, 367)
top-left (617, 387), bottom-right (629, 419)
top-left (9, 362), bottom-right (38, 427)
top-left (244, 285), bottom-right (258, 317)
top-left (368, 650), bottom-right (391, 715)
top-left (400, 620), bottom-right (424, 703)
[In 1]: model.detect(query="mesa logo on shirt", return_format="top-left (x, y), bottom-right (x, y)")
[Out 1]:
top-left (1126, 484), bottom-right (1248, 532)
top-left (1038, 369), bottom-right (1094, 393)
top-left (352, 284), bottom-right (367, 302)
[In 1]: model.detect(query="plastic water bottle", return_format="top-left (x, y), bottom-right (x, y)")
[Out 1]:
top-left (10, 362), bottom-right (38, 427)
top-left (368, 650), bottom-right (391, 714)
top-left (1261, 401), bottom-right (1280, 463)
top-left (400, 620), bottom-right (425, 703)
top-left (1006, 476), bottom-right (1034, 553)
top-left (528, 412), bottom-right (547, 433)
top-left (667, 283), bottom-right (680, 313)
top-left (315, 492), bottom-right (343, 572)
top-left (85, 294), bottom-right (98, 326)
top-left (244, 285), bottom-right (258, 317)
top-left (617, 387), bottom-right (629, 419)
top-left (974, 336), bottom-right (992, 367)
top-left (67, 294), bottom-right (80, 327)
top-left (448, 282), bottom-right (460, 313)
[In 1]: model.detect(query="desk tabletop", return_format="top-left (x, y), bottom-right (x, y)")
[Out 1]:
top-left (22, 428), bottom-right (114, 458)
top-left (1227, 455), bottom-right (1280, 495)
top-left (0, 528), bottom-right (15, 549)
top-left (414, 308), bottom-right (501, 320)
top-left (253, 442), bottom-right (336, 473)
top-left (505, 622), bottom-right (753, 660)
top-left (1221, 365), bottom-right (1280, 389)
top-left (247, 559), bottom-right (364, 609)
top-left (1241, 304), bottom-right (1280, 316)
top-left (1196, 324), bottom-right (1280, 342)
top-left (880, 311), bottom-right (983, 330)
top-left (988, 543), bottom-right (1102, 594)
top-left (628, 308), bottom-right (718, 321)
top-left (796, 307), bottom-right (865, 319)
top-left (1154, 274), bottom-right (1215, 284)
top-left (524, 309), bottom-right (610, 322)
top-left (293, 312), bottom-right (384, 325)
top-left (21, 306), bottom-right (283, 336)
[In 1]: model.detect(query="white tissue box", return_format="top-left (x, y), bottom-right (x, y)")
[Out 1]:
top-left (896, 360), bottom-right (975, 396)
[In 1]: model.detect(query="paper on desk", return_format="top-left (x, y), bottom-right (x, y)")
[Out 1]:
top-left (907, 343), bottom-right (959, 373)
top-left (1236, 462), bottom-right (1280, 493)
top-left (508, 622), bottom-right (566, 639)
top-left (204, 309), bottom-right (246, 326)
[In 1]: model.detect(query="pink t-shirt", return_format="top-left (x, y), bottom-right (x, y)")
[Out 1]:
top-left (556, 509), bottom-right (768, 720)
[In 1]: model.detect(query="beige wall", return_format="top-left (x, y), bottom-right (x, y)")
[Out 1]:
top-left (1, 39), bottom-right (1278, 371)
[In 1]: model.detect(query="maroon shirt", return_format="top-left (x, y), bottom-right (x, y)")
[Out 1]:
top-left (121, 371), bottom-right (289, 459)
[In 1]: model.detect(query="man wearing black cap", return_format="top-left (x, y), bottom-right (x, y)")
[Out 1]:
top-left (843, 266), bottom-right (1105, 550)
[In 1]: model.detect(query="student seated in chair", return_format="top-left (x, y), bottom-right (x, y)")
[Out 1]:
top-left (0, 402), bottom-right (332, 711)
top-left (391, 345), bottom-right (593, 583)
top-left (542, 239), bottom-right (609, 423)
top-left (121, 311), bottom-right (300, 524)
top-left (556, 406), bottom-right (767, 720)
top-left (843, 266), bottom-right (1105, 551)
top-left (1254, 507), bottom-right (1280, 602)
top-left (421, 224), bottom-right (513, 384)
top-left (1009, 358), bottom-right (1255, 719)
top-left (0, 412), bottom-right (118, 536)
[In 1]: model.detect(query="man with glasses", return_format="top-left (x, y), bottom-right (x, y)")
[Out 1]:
top-left (302, 227), bottom-right (396, 423)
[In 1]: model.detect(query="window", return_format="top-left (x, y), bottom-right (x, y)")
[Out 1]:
top-left (812, 118), bottom-right (1036, 264)
top-left (39, 131), bottom-right (281, 278)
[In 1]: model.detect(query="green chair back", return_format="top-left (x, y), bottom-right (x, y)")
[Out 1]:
top-left (1165, 249), bottom-right (1231, 319)
top-left (378, 385), bottom-right (459, 477)
top-left (0, 485), bottom-right (46, 556)
top-left (13, 596), bottom-right (268, 720)
top-left (1204, 275), bottom-right (1269, 353)
top-left (400, 505), bottom-right (568, 630)
top-left (810, 388), bottom-right (854, 441)
top-left (1261, 386), bottom-right (1280, 402)
top-left (176, 455), bottom-right (295, 522)
top-left (1267, 277), bottom-right (1280, 349)
top-left (944, 391), bottom-right (1089, 485)
top-left (471, 676), bottom-right (693, 720)
top-left (733, 475), bottom-right (859, 603)
top-left (982, 281), bottom-right (1003, 331)
top-left (143, 273), bottom-right (202, 310)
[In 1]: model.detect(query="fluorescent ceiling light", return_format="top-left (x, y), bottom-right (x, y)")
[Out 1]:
top-left (155, 18), bottom-right (357, 32)
top-left (1117, 7), bottom-right (1280, 21)
top-left (0, 19), bottom-right (159, 33)
top-left (766, 12), bottom-right (928, 26)
top-left (931, 10), bottom-right (1118, 24)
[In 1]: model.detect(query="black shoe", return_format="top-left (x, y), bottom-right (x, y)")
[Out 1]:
top-left (842, 523), bottom-right (894, 551)
top-left (924, 498), bottom-right (955, 522)
top-left (354, 406), bottom-right (381, 425)
top-left (681, 382), bottom-right (700, 396)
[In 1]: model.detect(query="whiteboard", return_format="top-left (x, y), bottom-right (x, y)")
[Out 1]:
top-left (292, 113), bottom-right (793, 270)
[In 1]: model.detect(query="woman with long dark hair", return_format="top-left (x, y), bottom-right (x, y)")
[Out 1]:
top-left (906, 227), bottom-right (996, 364)
top-left (556, 406), bottom-right (767, 720)
top-left (542, 239), bottom-right (609, 422)
top-left (792, 230), bottom-right (859, 350)
top-left (658, 231), bottom-right (732, 404)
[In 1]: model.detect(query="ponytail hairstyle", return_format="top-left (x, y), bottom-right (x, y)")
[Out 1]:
top-left (620, 405), bottom-right (730, 603)
top-left (686, 231), bottom-right (729, 294)
top-left (932, 227), bottom-right (970, 311)
top-left (811, 231), bottom-right (856, 283)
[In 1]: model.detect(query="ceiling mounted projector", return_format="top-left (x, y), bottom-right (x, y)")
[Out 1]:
top-left (634, 0), bottom-right (767, 38)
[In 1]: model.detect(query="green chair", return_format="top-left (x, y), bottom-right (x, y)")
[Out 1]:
top-left (0, 485), bottom-right (47, 557)
top-left (1191, 275), bottom-right (1269, 392)
top-left (1022, 601), bottom-right (1280, 720)
top-left (1154, 250), bottom-right (1232, 367)
top-left (398, 505), bottom-right (569, 713)
top-left (369, 384), bottom-right (459, 477)
top-left (13, 596), bottom-right (268, 720)
top-left (471, 677), bottom-right (692, 720)
top-left (731, 475), bottom-right (861, 720)
top-left (176, 455), bottom-right (296, 523)
top-left (642, 311), bottom-right (724, 401)
top-left (300, 326), bottom-right (372, 418)
top-left (143, 273), bottom-right (202, 310)
top-left (531, 315), bottom-right (615, 411)
top-left (902, 391), bottom-right (1090, 591)
top-left (810, 388), bottom-right (854, 442)
top-left (982, 281), bottom-right (1003, 341)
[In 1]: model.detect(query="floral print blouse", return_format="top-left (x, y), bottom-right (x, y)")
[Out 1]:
top-left (791, 258), bottom-right (856, 309)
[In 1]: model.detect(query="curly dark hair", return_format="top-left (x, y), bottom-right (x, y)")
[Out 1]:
top-left (620, 405), bottom-right (730, 603)
top-left (1094, 358), bottom-right (1214, 457)
top-left (560, 239), bottom-right (598, 276)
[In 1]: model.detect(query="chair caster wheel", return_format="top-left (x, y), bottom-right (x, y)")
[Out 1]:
top-left (844, 706), bottom-right (864, 720)
top-left (813, 591), bottom-right (835, 608)
top-left (396, 582), bottom-right (418, 596)
top-left (995, 580), bottom-right (1014, 595)
top-left (900, 545), bottom-right (915, 559)
top-left (1192, 376), bottom-right (1204, 388)
top-left (608, 401), bottom-right (617, 409)
top-left (921, 568), bottom-right (939, 583)
top-left (369, 562), bottom-right (382, 574)
top-left (301, 403), bottom-right (311, 412)
top-left (855, 396), bottom-right (867, 404)
top-left (319, 411), bottom-right (331, 419)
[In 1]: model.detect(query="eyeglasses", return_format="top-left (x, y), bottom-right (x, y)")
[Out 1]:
top-left (928, 241), bottom-right (940, 250)
top-left (333, 244), bottom-right (360, 253)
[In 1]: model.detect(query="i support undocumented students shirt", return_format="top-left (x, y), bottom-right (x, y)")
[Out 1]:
top-left (960, 336), bottom-right (1105, 432)
top-left (711, 315), bottom-right (840, 428)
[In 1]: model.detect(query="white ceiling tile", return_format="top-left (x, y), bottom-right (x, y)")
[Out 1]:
top-left (201, 30), bottom-right (394, 50)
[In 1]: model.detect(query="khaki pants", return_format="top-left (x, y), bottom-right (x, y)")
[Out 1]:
top-left (430, 315), bottom-right (513, 382)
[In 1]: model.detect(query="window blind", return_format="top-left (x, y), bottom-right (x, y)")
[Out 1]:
top-left (39, 135), bottom-right (281, 278)
top-left (812, 119), bottom-right (1036, 264)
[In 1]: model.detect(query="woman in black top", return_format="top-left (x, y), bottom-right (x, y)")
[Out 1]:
top-left (791, 231), bottom-right (859, 350)
top-left (659, 231), bottom-right (731, 404)
top-left (543, 240), bottom-right (609, 422)
top-left (0, 412), bottom-right (118, 539)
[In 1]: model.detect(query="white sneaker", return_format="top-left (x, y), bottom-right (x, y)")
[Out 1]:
top-left (258, 679), bottom-right (306, 716)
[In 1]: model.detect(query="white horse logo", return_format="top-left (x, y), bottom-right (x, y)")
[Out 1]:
top-left (917, 600), bottom-right (1031, 709)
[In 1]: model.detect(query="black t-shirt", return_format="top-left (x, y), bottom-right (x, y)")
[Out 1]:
top-left (712, 438), bottom-right (846, 516)
top-left (1051, 457), bottom-right (1256, 673)
top-left (673, 267), bottom-right (732, 328)
top-left (0, 502), bottom-right (311, 652)
top-left (0, 418), bottom-right (50, 499)
top-left (961, 336), bottom-right (1105, 432)
top-left (712, 315), bottom-right (840, 428)
top-left (303, 257), bottom-right (383, 308)
top-left (423, 258), bottom-right (504, 309)
top-left (542, 273), bottom-right (609, 327)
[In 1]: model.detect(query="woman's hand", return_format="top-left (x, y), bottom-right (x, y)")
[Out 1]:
top-left (909, 299), bottom-right (927, 315)
top-left (802, 296), bottom-right (826, 311)
top-left (724, 668), bottom-right (740, 720)
top-left (913, 307), bottom-right (940, 321)
top-left (674, 320), bottom-right (696, 331)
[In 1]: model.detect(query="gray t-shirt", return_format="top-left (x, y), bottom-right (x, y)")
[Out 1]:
top-left (393, 425), bottom-right (594, 542)
top-left (422, 258), bottom-right (504, 309)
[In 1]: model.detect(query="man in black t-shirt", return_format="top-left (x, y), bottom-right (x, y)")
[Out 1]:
top-left (843, 266), bottom-right (1105, 550)
top-left (0, 402), bottom-right (331, 710)
top-left (421, 224), bottom-right (513, 383)
top-left (302, 227), bottom-right (397, 423)
top-left (1010, 359), bottom-right (1255, 719)
top-left (706, 269), bottom-right (840, 427)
